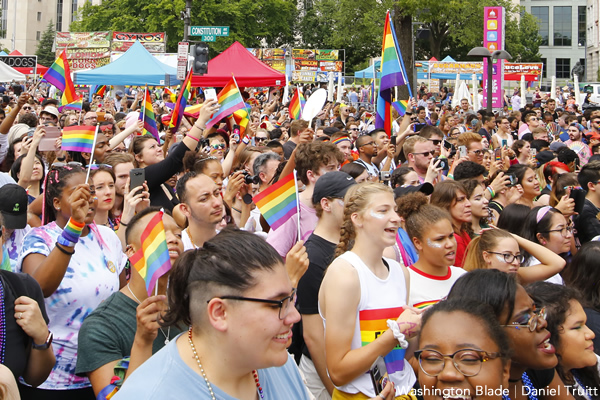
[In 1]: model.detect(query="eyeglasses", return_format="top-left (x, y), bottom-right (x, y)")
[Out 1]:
top-left (348, 128), bottom-right (359, 131)
top-left (358, 141), bottom-right (375, 147)
top-left (469, 149), bottom-right (484, 156)
top-left (411, 150), bottom-right (435, 157)
top-left (429, 139), bottom-right (442, 145)
top-left (100, 124), bottom-right (113, 132)
top-left (51, 161), bottom-right (83, 168)
top-left (486, 251), bottom-right (525, 264)
top-left (414, 348), bottom-right (502, 377)
top-left (528, 117), bottom-right (538, 121)
top-left (211, 288), bottom-right (297, 320)
top-left (501, 307), bottom-right (547, 332)
top-left (211, 143), bottom-right (226, 149)
top-left (541, 225), bottom-right (573, 237)
top-left (255, 137), bottom-right (268, 143)
top-left (593, 120), bottom-right (600, 124)
top-left (89, 163), bottom-right (112, 170)
top-left (112, 147), bottom-right (127, 153)
top-left (22, 106), bottom-right (32, 111)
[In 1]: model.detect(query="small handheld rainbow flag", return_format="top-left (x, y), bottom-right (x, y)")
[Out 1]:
top-left (205, 77), bottom-right (246, 130)
top-left (232, 103), bottom-right (251, 136)
top-left (43, 50), bottom-right (78, 107)
top-left (139, 88), bottom-right (159, 140)
top-left (169, 69), bottom-right (193, 132)
top-left (95, 85), bottom-right (106, 97)
top-left (128, 211), bottom-right (172, 296)
top-left (61, 125), bottom-right (97, 153)
top-left (252, 172), bottom-right (298, 231)
top-left (289, 89), bottom-right (305, 120)
top-left (392, 100), bottom-right (408, 117)
top-left (164, 87), bottom-right (177, 103)
top-left (59, 98), bottom-right (83, 112)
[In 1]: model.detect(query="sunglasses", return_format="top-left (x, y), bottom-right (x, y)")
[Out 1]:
top-left (211, 143), bottom-right (226, 150)
top-left (100, 124), bottom-right (113, 132)
top-left (255, 137), bottom-right (268, 142)
top-left (89, 164), bottom-right (112, 170)
top-left (412, 150), bottom-right (435, 157)
top-left (429, 139), bottom-right (442, 145)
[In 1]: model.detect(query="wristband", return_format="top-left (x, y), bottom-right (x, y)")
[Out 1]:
top-left (486, 185), bottom-right (496, 198)
top-left (386, 320), bottom-right (409, 349)
top-left (187, 134), bottom-right (200, 143)
top-left (242, 136), bottom-right (250, 145)
top-left (194, 124), bottom-right (205, 131)
top-left (447, 174), bottom-right (454, 180)
top-left (60, 218), bottom-right (84, 247)
top-left (55, 242), bottom-right (75, 256)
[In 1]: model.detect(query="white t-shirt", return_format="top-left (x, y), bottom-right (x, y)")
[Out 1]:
top-left (525, 256), bottom-right (564, 285)
top-left (407, 265), bottom-right (466, 309)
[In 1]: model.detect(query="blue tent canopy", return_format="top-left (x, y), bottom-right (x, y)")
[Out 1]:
top-left (73, 41), bottom-right (179, 86)
top-left (354, 61), bottom-right (381, 79)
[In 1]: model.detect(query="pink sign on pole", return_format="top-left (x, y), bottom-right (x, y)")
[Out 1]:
top-left (483, 7), bottom-right (505, 109)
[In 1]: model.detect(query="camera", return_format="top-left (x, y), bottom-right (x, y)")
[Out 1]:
top-left (242, 170), bottom-right (260, 185)
top-left (379, 171), bottom-right (391, 181)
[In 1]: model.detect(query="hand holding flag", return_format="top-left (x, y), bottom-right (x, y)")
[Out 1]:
top-left (204, 77), bottom-right (246, 130)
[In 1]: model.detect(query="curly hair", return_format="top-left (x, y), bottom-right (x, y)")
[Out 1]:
top-left (42, 164), bottom-right (86, 225)
top-left (395, 192), bottom-right (451, 242)
top-left (295, 142), bottom-right (344, 186)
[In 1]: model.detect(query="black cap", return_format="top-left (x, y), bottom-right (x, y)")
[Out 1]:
top-left (536, 150), bottom-right (556, 166)
top-left (0, 184), bottom-right (28, 229)
top-left (393, 182), bottom-right (434, 199)
top-left (312, 171), bottom-right (356, 204)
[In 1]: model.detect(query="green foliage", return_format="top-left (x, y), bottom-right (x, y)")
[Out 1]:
top-left (505, 11), bottom-right (542, 62)
top-left (36, 20), bottom-right (56, 66)
top-left (71, 0), bottom-right (297, 55)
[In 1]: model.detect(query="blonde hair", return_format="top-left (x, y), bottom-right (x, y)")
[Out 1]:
top-left (334, 182), bottom-right (393, 258)
top-left (463, 229), bottom-right (514, 271)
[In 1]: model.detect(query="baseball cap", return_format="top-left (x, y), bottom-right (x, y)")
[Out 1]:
top-left (0, 184), bottom-right (28, 229)
top-left (7, 123), bottom-right (30, 146)
top-left (312, 171), bottom-right (356, 204)
top-left (115, 90), bottom-right (125, 97)
top-left (549, 141), bottom-right (567, 152)
top-left (535, 150), bottom-right (555, 166)
top-left (393, 182), bottom-right (434, 199)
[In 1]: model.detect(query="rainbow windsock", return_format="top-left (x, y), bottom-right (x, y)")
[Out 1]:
top-left (138, 89), bottom-right (159, 140)
top-left (359, 307), bottom-right (407, 375)
top-left (61, 125), bottom-right (97, 153)
top-left (169, 69), bottom-right (193, 132)
top-left (375, 11), bottom-right (410, 136)
top-left (128, 211), bottom-right (172, 296)
top-left (289, 89), bottom-right (305, 120)
top-left (205, 77), bottom-right (246, 130)
top-left (43, 50), bottom-right (78, 107)
top-left (252, 172), bottom-right (297, 231)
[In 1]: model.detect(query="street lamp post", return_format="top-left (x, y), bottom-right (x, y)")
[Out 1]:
top-left (467, 47), bottom-right (511, 114)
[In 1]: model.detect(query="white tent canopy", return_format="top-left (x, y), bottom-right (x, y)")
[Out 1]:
top-left (0, 62), bottom-right (26, 82)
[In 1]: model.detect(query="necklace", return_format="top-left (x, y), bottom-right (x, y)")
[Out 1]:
top-left (126, 283), bottom-right (170, 344)
top-left (186, 228), bottom-right (199, 249)
top-left (504, 372), bottom-right (538, 400)
top-left (0, 280), bottom-right (6, 363)
top-left (188, 327), bottom-right (264, 400)
top-left (572, 373), bottom-right (593, 400)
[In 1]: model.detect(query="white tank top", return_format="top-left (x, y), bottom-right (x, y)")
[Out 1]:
top-left (322, 251), bottom-right (416, 397)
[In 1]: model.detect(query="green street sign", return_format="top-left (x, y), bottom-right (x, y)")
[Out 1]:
top-left (189, 26), bottom-right (230, 37)
top-left (202, 35), bottom-right (216, 42)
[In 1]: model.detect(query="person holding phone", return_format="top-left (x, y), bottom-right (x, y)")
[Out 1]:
top-left (492, 117), bottom-right (514, 149)
top-left (11, 125), bottom-right (45, 202)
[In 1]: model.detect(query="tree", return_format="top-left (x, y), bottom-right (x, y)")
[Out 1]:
top-left (71, 0), bottom-right (298, 56)
top-left (505, 11), bottom-right (542, 62)
top-left (36, 20), bottom-right (56, 66)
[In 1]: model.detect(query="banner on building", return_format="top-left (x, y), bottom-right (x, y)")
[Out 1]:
top-left (56, 32), bottom-right (112, 71)
top-left (111, 32), bottom-right (166, 53)
top-left (503, 63), bottom-right (543, 81)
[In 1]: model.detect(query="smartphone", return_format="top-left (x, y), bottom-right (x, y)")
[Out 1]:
top-left (501, 139), bottom-right (507, 147)
top-left (414, 123), bottom-right (426, 132)
top-left (434, 156), bottom-right (449, 171)
top-left (443, 140), bottom-right (453, 151)
top-left (506, 173), bottom-right (518, 187)
top-left (369, 356), bottom-right (388, 395)
top-left (96, 111), bottom-right (106, 122)
top-left (39, 126), bottom-right (62, 152)
top-left (570, 188), bottom-right (586, 214)
top-left (494, 147), bottom-right (502, 161)
top-left (379, 171), bottom-right (391, 181)
top-left (390, 136), bottom-right (397, 146)
top-left (129, 168), bottom-right (145, 192)
top-left (459, 145), bottom-right (467, 158)
top-left (204, 88), bottom-right (217, 102)
top-left (531, 148), bottom-right (537, 156)
top-left (27, 127), bottom-right (35, 137)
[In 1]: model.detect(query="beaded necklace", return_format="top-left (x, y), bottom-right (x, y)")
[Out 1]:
top-left (187, 327), bottom-right (264, 400)
top-left (572, 373), bottom-right (593, 400)
top-left (503, 372), bottom-right (539, 400)
top-left (0, 281), bottom-right (5, 363)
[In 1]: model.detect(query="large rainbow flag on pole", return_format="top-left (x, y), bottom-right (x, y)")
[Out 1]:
top-left (252, 172), bottom-right (298, 231)
top-left (61, 125), bottom-right (97, 153)
top-left (205, 76), bottom-right (246, 130)
top-left (375, 11), bottom-right (411, 136)
top-left (289, 88), bottom-right (306, 120)
top-left (128, 211), bottom-right (172, 296)
top-left (138, 87), bottom-right (159, 140)
top-left (43, 50), bottom-right (78, 107)
top-left (169, 69), bottom-right (193, 132)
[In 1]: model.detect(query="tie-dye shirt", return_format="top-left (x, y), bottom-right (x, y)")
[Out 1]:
top-left (4, 227), bottom-right (31, 272)
top-left (17, 222), bottom-right (126, 390)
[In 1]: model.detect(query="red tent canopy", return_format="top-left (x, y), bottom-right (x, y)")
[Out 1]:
top-left (8, 50), bottom-right (48, 75)
top-left (191, 41), bottom-right (285, 88)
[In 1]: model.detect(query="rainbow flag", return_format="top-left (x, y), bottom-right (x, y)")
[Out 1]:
top-left (139, 89), bottom-right (159, 140)
top-left (59, 98), bottom-right (83, 112)
top-left (95, 85), bottom-right (106, 97)
top-left (61, 125), bottom-right (96, 153)
top-left (369, 79), bottom-right (375, 104)
top-left (43, 49), bottom-right (78, 107)
top-left (129, 211), bottom-right (172, 296)
top-left (376, 11), bottom-right (410, 136)
top-left (289, 89), bottom-right (305, 120)
top-left (164, 87), bottom-right (177, 103)
top-left (205, 77), bottom-right (246, 130)
top-left (169, 69), bottom-right (193, 132)
top-left (359, 307), bottom-right (407, 375)
top-left (392, 100), bottom-right (408, 117)
top-left (252, 172), bottom-right (297, 231)
top-left (233, 104), bottom-right (251, 136)
top-left (184, 103), bottom-right (202, 118)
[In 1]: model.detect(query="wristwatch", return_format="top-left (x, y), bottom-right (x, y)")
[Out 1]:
top-left (32, 331), bottom-right (53, 350)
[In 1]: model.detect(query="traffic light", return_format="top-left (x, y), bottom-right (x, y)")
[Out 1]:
top-left (192, 43), bottom-right (209, 75)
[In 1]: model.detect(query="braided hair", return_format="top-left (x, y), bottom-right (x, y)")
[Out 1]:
top-left (334, 182), bottom-right (393, 258)
top-left (42, 164), bottom-right (86, 225)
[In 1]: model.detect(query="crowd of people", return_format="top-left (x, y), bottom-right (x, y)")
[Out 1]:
top-left (0, 78), bottom-right (597, 400)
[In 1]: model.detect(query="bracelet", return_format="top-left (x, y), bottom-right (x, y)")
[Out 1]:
top-left (386, 320), bottom-right (409, 349)
top-left (55, 242), bottom-right (75, 256)
top-left (57, 235), bottom-right (76, 248)
top-left (231, 206), bottom-right (242, 213)
top-left (486, 185), bottom-right (496, 198)
top-left (194, 124), bottom-right (205, 131)
top-left (186, 135), bottom-right (200, 143)
top-left (119, 221), bottom-right (128, 227)
top-left (447, 173), bottom-right (454, 180)
top-left (60, 218), bottom-right (84, 246)
top-left (242, 136), bottom-right (250, 145)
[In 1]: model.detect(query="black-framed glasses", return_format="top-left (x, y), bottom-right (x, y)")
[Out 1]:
top-left (429, 139), bottom-right (442, 145)
top-left (486, 251), bottom-right (524, 264)
top-left (211, 288), bottom-right (297, 320)
top-left (348, 128), bottom-right (359, 131)
top-left (501, 307), bottom-right (546, 332)
top-left (469, 149), bottom-right (484, 156)
top-left (358, 141), bottom-right (375, 148)
top-left (540, 225), bottom-right (573, 237)
top-left (412, 150), bottom-right (435, 157)
top-left (255, 137), bottom-right (268, 143)
top-left (414, 348), bottom-right (502, 377)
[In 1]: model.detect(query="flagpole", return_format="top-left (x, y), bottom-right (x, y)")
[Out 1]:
top-left (298, 88), bottom-right (303, 120)
top-left (142, 85), bottom-right (147, 124)
top-left (85, 124), bottom-right (100, 183)
top-left (293, 170), bottom-right (301, 242)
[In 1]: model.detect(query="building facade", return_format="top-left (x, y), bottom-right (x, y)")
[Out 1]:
top-left (0, 0), bottom-right (102, 55)
top-left (587, 0), bottom-right (599, 82)
top-left (521, 0), bottom-right (586, 82)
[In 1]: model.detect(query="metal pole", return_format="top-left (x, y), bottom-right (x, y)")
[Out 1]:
top-left (487, 57), bottom-right (492, 114)
top-left (183, 0), bottom-right (192, 42)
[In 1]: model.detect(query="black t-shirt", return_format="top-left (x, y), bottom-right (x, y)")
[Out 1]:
top-left (283, 140), bottom-right (297, 160)
top-left (1, 271), bottom-right (49, 381)
top-left (145, 141), bottom-right (188, 211)
top-left (297, 234), bottom-right (336, 359)
top-left (526, 368), bottom-right (554, 389)
top-left (574, 199), bottom-right (600, 244)
top-left (584, 307), bottom-right (600, 356)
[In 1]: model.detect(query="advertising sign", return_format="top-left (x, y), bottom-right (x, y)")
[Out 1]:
top-left (483, 7), bottom-right (505, 109)
top-left (56, 31), bottom-right (111, 71)
top-left (112, 32), bottom-right (166, 53)
top-left (55, 32), bottom-right (111, 48)
top-left (503, 63), bottom-right (543, 81)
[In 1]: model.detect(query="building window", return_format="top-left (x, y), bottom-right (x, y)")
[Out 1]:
top-left (71, 0), bottom-right (78, 23)
top-left (37, 12), bottom-right (41, 21)
top-left (56, 0), bottom-right (63, 31)
top-left (578, 6), bottom-right (586, 46)
top-left (553, 7), bottom-right (572, 47)
top-left (0, 0), bottom-right (7, 39)
top-left (531, 7), bottom-right (549, 46)
top-left (541, 58), bottom-right (547, 79)
top-left (36, 31), bottom-right (41, 41)
top-left (556, 58), bottom-right (571, 79)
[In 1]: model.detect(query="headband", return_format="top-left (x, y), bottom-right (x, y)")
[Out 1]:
top-left (331, 137), bottom-right (351, 145)
top-left (536, 206), bottom-right (553, 224)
